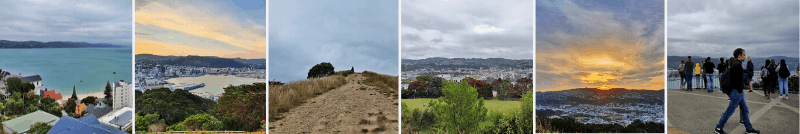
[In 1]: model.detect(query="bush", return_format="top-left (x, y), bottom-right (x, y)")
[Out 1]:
top-left (171, 114), bottom-right (223, 131)
top-left (307, 62), bottom-right (335, 79)
top-left (216, 83), bottom-right (266, 132)
top-left (468, 79), bottom-right (492, 98)
top-left (401, 103), bottom-right (436, 132)
top-left (28, 122), bottom-right (52, 134)
top-left (429, 81), bottom-right (487, 133)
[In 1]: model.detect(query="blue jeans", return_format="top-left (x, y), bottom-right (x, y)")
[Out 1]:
top-left (779, 77), bottom-right (789, 95)
top-left (686, 74), bottom-right (693, 89)
top-left (717, 91), bottom-right (754, 130)
top-left (706, 73), bottom-right (714, 92)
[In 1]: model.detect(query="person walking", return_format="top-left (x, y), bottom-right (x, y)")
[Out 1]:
top-left (704, 57), bottom-right (716, 93)
top-left (761, 60), bottom-right (772, 99)
top-left (778, 59), bottom-right (791, 99)
top-left (746, 57), bottom-right (754, 92)
top-left (695, 62), bottom-right (702, 89)
top-left (685, 56), bottom-right (695, 91)
top-left (679, 59), bottom-right (686, 90)
top-left (715, 48), bottom-right (760, 134)
top-left (718, 57), bottom-right (728, 89)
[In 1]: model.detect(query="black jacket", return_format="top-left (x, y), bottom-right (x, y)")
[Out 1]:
top-left (685, 60), bottom-right (694, 75)
top-left (730, 60), bottom-right (744, 93)
top-left (717, 62), bottom-right (727, 74)
top-left (779, 64), bottom-right (791, 78)
top-left (704, 61), bottom-right (715, 74)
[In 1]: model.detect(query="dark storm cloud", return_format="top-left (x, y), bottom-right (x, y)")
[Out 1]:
top-left (0, 0), bottom-right (132, 45)
top-left (667, 0), bottom-right (799, 58)
top-left (269, 0), bottom-right (398, 82)
top-left (401, 0), bottom-right (534, 59)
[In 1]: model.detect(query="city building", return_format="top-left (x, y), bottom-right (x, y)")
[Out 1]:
top-left (112, 80), bottom-right (132, 109)
top-left (2, 110), bottom-right (59, 133)
top-left (98, 107), bottom-right (133, 131)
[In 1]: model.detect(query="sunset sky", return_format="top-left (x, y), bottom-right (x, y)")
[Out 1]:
top-left (536, 0), bottom-right (664, 92)
top-left (135, 0), bottom-right (266, 59)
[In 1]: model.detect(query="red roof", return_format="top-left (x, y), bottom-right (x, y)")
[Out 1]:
top-left (43, 90), bottom-right (63, 100)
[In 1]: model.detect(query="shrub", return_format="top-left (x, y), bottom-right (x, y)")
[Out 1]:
top-left (307, 62), bottom-right (335, 79)
top-left (468, 79), bottom-right (492, 98)
top-left (429, 81), bottom-right (487, 133)
top-left (182, 114), bottom-right (223, 131)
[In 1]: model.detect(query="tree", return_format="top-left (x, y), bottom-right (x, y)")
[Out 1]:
top-left (181, 114), bottom-right (223, 131)
top-left (429, 81), bottom-right (487, 133)
top-left (425, 77), bottom-right (445, 98)
top-left (461, 77), bottom-right (474, 83)
top-left (64, 98), bottom-right (77, 115)
top-left (516, 78), bottom-right (532, 89)
top-left (408, 81), bottom-right (427, 98)
top-left (6, 93), bottom-right (25, 115)
top-left (136, 113), bottom-right (164, 132)
top-left (516, 91), bottom-right (533, 134)
top-left (80, 96), bottom-right (98, 105)
top-left (416, 75), bottom-right (433, 82)
top-left (104, 81), bottom-right (113, 101)
top-left (5, 77), bottom-right (35, 94)
top-left (215, 83), bottom-right (266, 132)
top-left (28, 122), bottom-right (53, 134)
top-left (71, 85), bottom-right (78, 100)
top-left (136, 88), bottom-right (216, 125)
top-left (468, 79), bottom-right (493, 98)
top-left (40, 97), bottom-right (62, 117)
top-left (307, 62), bottom-right (335, 79)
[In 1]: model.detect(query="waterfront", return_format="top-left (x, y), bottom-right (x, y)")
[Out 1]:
top-left (0, 48), bottom-right (132, 94)
top-left (166, 75), bottom-right (264, 95)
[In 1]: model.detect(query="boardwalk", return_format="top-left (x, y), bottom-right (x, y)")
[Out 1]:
top-left (667, 88), bottom-right (799, 134)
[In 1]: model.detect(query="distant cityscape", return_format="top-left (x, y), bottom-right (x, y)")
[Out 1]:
top-left (402, 57), bottom-right (533, 83)
top-left (135, 55), bottom-right (266, 100)
top-left (537, 88), bottom-right (664, 126)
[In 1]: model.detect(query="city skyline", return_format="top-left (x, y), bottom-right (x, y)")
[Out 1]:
top-left (667, 0), bottom-right (799, 58)
top-left (537, 0), bottom-right (665, 92)
top-left (135, 0), bottom-right (266, 59)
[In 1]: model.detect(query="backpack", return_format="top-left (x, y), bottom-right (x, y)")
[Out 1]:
top-left (760, 66), bottom-right (769, 79)
top-left (720, 68), bottom-right (732, 95)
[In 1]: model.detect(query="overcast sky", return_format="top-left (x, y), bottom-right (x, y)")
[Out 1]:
top-left (135, 0), bottom-right (266, 59)
top-left (667, 0), bottom-right (799, 58)
top-left (0, 0), bottom-right (131, 45)
top-left (401, 0), bottom-right (533, 59)
top-left (537, 0), bottom-right (664, 91)
top-left (269, 0), bottom-right (398, 82)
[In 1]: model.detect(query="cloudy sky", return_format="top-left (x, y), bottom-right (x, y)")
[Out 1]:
top-left (0, 0), bottom-right (131, 45)
top-left (667, 0), bottom-right (799, 58)
top-left (135, 0), bottom-right (266, 59)
top-left (537, 0), bottom-right (664, 91)
top-left (401, 0), bottom-right (533, 59)
top-left (269, 0), bottom-right (398, 82)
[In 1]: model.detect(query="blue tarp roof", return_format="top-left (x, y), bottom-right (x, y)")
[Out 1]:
top-left (47, 115), bottom-right (127, 134)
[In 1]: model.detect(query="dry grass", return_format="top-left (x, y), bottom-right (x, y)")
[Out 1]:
top-left (360, 71), bottom-right (398, 95)
top-left (268, 75), bottom-right (347, 121)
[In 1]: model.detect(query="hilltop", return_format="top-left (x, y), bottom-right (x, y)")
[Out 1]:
top-left (0, 40), bottom-right (126, 48)
top-left (135, 54), bottom-right (265, 68)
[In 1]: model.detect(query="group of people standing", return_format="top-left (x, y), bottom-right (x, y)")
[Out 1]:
top-left (676, 48), bottom-right (798, 134)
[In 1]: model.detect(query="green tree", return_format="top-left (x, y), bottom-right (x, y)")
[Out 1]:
top-left (461, 77), bottom-right (474, 83)
top-left (28, 122), bottom-right (53, 134)
top-left (181, 114), bottom-right (223, 131)
top-left (516, 91), bottom-right (533, 133)
top-left (429, 81), bottom-right (487, 133)
top-left (71, 85), bottom-right (77, 100)
top-left (136, 88), bottom-right (216, 125)
top-left (6, 93), bottom-right (25, 115)
top-left (416, 75), bottom-right (433, 82)
top-left (64, 98), bottom-right (77, 116)
top-left (80, 96), bottom-right (98, 105)
top-left (307, 62), bottom-right (335, 78)
top-left (104, 81), bottom-right (113, 101)
top-left (215, 83), bottom-right (266, 131)
top-left (5, 77), bottom-right (35, 94)
top-left (136, 113), bottom-right (164, 132)
top-left (40, 97), bottom-right (62, 117)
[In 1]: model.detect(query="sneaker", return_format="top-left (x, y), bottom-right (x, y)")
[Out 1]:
top-left (714, 128), bottom-right (727, 134)
top-left (749, 90), bottom-right (753, 92)
top-left (745, 129), bottom-right (760, 134)
top-left (739, 120), bottom-right (744, 125)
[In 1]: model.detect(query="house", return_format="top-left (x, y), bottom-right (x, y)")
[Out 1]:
top-left (98, 107), bottom-right (133, 131)
top-left (41, 89), bottom-right (63, 103)
top-left (112, 80), bottom-right (132, 109)
top-left (19, 75), bottom-right (43, 95)
top-left (76, 103), bottom-right (87, 115)
top-left (47, 114), bottom-right (127, 134)
top-left (2, 110), bottom-right (59, 134)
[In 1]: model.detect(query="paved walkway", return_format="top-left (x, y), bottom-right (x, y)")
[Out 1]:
top-left (667, 88), bottom-right (799, 134)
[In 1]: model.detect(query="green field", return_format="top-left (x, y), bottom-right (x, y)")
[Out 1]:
top-left (402, 98), bottom-right (521, 113)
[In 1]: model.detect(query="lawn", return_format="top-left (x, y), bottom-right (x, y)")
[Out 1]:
top-left (402, 98), bottom-right (521, 114)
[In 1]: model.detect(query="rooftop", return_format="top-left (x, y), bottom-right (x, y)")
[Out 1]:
top-left (19, 75), bottom-right (42, 82)
top-left (2, 110), bottom-right (59, 133)
top-left (47, 114), bottom-right (127, 134)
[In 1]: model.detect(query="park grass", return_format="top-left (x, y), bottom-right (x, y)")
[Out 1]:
top-left (401, 98), bottom-right (521, 114)
top-left (268, 75), bottom-right (347, 121)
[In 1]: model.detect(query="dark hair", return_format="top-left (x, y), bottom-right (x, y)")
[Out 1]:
top-left (706, 57), bottom-right (711, 61)
top-left (781, 59), bottom-right (786, 66)
top-left (733, 48), bottom-right (745, 59)
top-left (720, 58), bottom-right (724, 62)
top-left (688, 56), bottom-right (692, 59)
top-left (765, 60), bottom-right (770, 64)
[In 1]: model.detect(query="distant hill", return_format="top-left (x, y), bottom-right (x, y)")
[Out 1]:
top-left (537, 88), bottom-right (664, 106)
top-left (667, 56), bottom-right (799, 70)
top-left (135, 54), bottom-right (261, 68)
top-left (401, 57), bottom-right (533, 71)
top-left (232, 58), bottom-right (266, 65)
top-left (0, 40), bottom-right (125, 48)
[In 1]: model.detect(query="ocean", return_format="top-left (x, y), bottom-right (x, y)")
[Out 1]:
top-left (165, 75), bottom-right (264, 95)
top-left (0, 48), bottom-right (133, 95)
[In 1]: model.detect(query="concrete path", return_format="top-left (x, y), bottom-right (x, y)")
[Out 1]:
top-left (667, 88), bottom-right (799, 134)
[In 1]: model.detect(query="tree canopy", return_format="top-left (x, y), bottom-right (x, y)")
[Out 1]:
top-left (307, 62), bottom-right (335, 79)
top-left (215, 83), bottom-right (266, 132)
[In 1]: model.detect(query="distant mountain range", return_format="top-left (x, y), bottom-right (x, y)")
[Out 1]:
top-left (0, 40), bottom-right (126, 48)
top-left (537, 88), bottom-right (664, 106)
top-left (135, 54), bottom-right (265, 68)
top-left (401, 57), bottom-right (533, 71)
top-left (667, 56), bottom-right (799, 70)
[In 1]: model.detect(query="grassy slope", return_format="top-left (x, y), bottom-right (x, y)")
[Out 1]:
top-left (401, 98), bottom-right (521, 114)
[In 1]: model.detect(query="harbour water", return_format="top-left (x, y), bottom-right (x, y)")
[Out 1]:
top-left (165, 75), bottom-right (264, 95)
top-left (0, 48), bottom-right (133, 94)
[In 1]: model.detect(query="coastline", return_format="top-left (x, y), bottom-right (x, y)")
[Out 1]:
top-left (60, 91), bottom-right (106, 101)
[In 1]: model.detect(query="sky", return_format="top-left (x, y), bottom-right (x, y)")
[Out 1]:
top-left (667, 0), bottom-right (799, 58)
top-left (135, 0), bottom-right (266, 59)
top-left (401, 0), bottom-right (533, 59)
top-left (269, 0), bottom-right (398, 82)
top-left (537, 0), bottom-right (665, 92)
top-left (0, 0), bottom-right (131, 45)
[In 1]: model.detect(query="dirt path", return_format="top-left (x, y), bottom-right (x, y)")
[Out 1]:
top-left (270, 74), bottom-right (399, 133)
